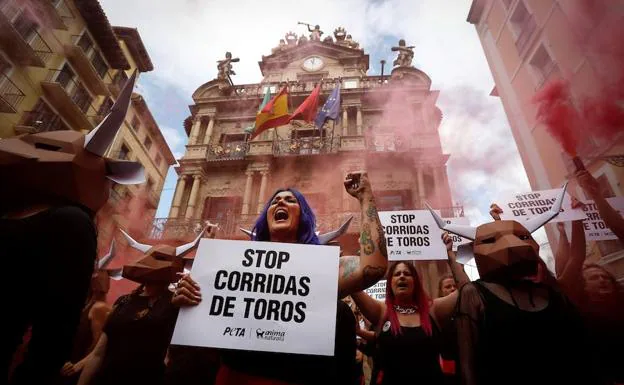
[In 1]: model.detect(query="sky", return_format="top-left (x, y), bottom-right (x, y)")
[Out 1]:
top-left (99, 0), bottom-right (553, 275)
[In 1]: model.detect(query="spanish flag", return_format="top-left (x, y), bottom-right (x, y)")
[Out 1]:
top-left (252, 87), bottom-right (290, 139)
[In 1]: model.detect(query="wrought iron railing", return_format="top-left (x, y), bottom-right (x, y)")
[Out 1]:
top-left (45, 69), bottom-right (99, 117)
top-left (207, 141), bottom-right (249, 161)
top-left (71, 34), bottom-right (113, 82)
top-left (19, 109), bottom-right (69, 132)
top-left (231, 75), bottom-right (397, 98)
top-left (19, 26), bottom-right (53, 64)
top-left (149, 206), bottom-right (464, 241)
top-left (0, 0), bottom-right (20, 21)
top-left (366, 133), bottom-right (409, 152)
top-left (273, 136), bottom-right (341, 156)
top-left (515, 16), bottom-right (537, 55)
top-left (0, 72), bottom-right (25, 110)
top-left (53, 0), bottom-right (74, 20)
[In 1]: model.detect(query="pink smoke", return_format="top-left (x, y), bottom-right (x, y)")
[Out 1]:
top-left (534, 1), bottom-right (624, 153)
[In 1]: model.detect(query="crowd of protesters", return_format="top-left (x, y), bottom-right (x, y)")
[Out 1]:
top-left (5, 169), bottom-right (624, 385)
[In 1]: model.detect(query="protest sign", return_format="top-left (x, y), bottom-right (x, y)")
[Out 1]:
top-left (498, 188), bottom-right (586, 223)
top-left (582, 197), bottom-right (624, 241)
top-left (365, 280), bottom-right (386, 301)
top-left (171, 239), bottom-right (339, 356)
top-left (379, 210), bottom-right (446, 261)
top-left (442, 217), bottom-right (471, 251)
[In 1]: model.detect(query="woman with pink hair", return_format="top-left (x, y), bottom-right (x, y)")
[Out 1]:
top-left (351, 234), bottom-right (468, 385)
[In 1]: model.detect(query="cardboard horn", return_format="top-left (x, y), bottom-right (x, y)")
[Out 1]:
top-left (84, 69), bottom-right (138, 157)
top-left (523, 182), bottom-right (568, 233)
top-left (97, 240), bottom-right (116, 270)
top-left (107, 268), bottom-right (124, 280)
top-left (240, 228), bottom-right (255, 238)
top-left (119, 229), bottom-right (152, 253)
top-left (318, 216), bottom-right (353, 245)
top-left (456, 242), bottom-right (475, 265)
top-left (425, 202), bottom-right (477, 241)
top-left (175, 226), bottom-right (209, 257)
top-left (105, 159), bottom-right (145, 185)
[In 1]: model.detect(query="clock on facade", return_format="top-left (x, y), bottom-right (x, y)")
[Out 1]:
top-left (302, 56), bottom-right (324, 72)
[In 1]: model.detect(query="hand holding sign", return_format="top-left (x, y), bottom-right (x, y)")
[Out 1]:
top-left (489, 203), bottom-right (503, 221)
top-left (344, 171), bottom-right (372, 201)
top-left (575, 170), bottom-right (600, 199)
top-left (173, 273), bottom-right (202, 307)
top-left (442, 232), bottom-right (453, 252)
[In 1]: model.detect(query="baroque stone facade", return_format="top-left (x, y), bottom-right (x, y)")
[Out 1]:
top-left (162, 29), bottom-right (462, 296)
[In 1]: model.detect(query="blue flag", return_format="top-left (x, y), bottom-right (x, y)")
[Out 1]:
top-left (314, 85), bottom-right (341, 128)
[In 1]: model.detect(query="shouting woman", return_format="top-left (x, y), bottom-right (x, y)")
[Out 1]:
top-left (174, 171), bottom-right (389, 385)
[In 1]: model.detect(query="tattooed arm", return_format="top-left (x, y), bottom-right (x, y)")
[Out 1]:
top-left (338, 171), bottom-right (388, 299)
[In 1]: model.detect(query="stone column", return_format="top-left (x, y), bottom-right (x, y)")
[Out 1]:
top-left (342, 108), bottom-right (348, 136)
top-left (356, 106), bottom-right (363, 135)
top-left (185, 175), bottom-right (202, 219)
top-left (242, 171), bottom-right (254, 215)
top-left (189, 117), bottom-right (202, 145)
top-left (203, 116), bottom-right (215, 145)
top-left (257, 170), bottom-right (269, 214)
top-left (417, 166), bottom-right (425, 208)
top-left (169, 175), bottom-right (187, 218)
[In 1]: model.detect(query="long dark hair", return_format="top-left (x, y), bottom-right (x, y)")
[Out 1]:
top-left (384, 261), bottom-right (432, 336)
top-left (252, 188), bottom-right (320, 244)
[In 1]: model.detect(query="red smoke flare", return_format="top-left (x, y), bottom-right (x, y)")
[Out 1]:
top-left (532, 79), bottom-right (580, 156)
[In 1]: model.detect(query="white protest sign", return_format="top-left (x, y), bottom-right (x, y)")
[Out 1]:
top-left (364, 280), bottom-right (386, 301)
top-left (379, 210), bottom-right (446, 261)
top-left (171, 239), bottom-right (339, 356)
top-left (582, 197), bottom-right (624, 241)
top-left (498, 188), bottom-right (586, 223)
top-left (442, 217), bottom-right (471, 251)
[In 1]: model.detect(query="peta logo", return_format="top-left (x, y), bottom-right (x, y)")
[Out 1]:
top-left (255, 328), bottom-right (286, 342)
top-left (222, 327), bottom-right (248, 338)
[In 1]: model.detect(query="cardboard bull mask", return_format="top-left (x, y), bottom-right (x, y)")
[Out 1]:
top-left (120, 225), bottom-right (216, 284)
top-left (240, 216), bottom-right (354, 244)
top-left (427, 183), bottom-right (567, 280)
top-left (91, 240), bottom-right (123, 294)
top-left (0, 70), bottom-right (143, 213)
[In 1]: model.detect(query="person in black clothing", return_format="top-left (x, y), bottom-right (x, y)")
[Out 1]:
top-left (76, 230), bottom-right (207, 385)
top-left (438, 186), bottom-right (598, 385)
top-left (1, 71), bottom-right (142, 385)
top-left (351, 254), bottom-right (467, 385)
top-left (174, 171), bottom-right (388, 385)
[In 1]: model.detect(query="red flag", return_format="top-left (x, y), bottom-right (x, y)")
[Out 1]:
top-left (288, 83), bottom-right (321, 122)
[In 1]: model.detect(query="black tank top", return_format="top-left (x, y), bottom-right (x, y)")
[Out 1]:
top-left (376, 316), bottom-right (444, 385)
top-left (469, 281), bottom-right (596, 385)
top-left (221, 300), bottom-right (357, 385)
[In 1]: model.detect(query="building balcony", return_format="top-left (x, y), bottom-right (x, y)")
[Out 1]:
top-left (207, 141), bottom-right (249, 161)
top-left (65, 34), bottom-right (112, 96)
top-left (27, 0), bottom-right (69, 30)
top-left (0, 71), bottom-right (25, 113)
top-left (41, 69), bottom-right (100, 130)
top-left (108, 70), bottom-right (128, 98)
top-left (150, 206), bottom-right (464, 241)
top-left (14, 108), bottom-right (69, 134)
top-left (272, 136), bottom-right (341, 156)
top-left (0, 1), bottom-right (53, 67)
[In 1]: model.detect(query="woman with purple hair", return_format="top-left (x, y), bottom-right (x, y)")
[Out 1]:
top-left (173, 171), bottom-right (388, 385)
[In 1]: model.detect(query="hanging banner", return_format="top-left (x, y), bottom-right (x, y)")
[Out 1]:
top-left (442, 217), bottom-right (471, 251)
top-left (364, 280), bottom-right (386, 301)
top-left (582, 197), bottom-right (624, 241)
top-left (379, 210), bottom-right (446, 261)
top-left (498, 188), bottom-right (586, 223)
top-left (171, 239), bottom-right (339, 356)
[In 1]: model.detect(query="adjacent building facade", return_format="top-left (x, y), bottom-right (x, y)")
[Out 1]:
top-left (0, 0), bottom-right (175, 298)
top-left (467, 0), bottom-right (624, 279)
top-left (159, 28), bottom-right (462, 296)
